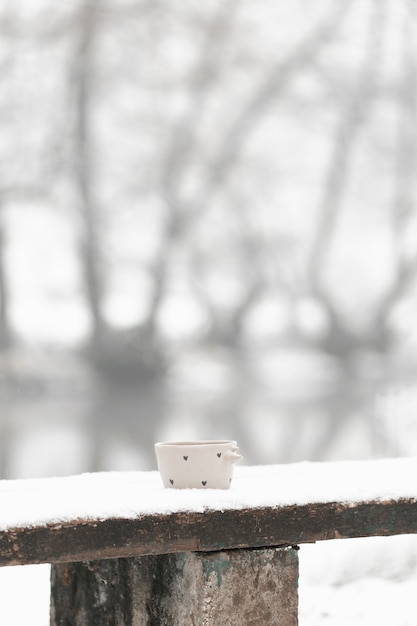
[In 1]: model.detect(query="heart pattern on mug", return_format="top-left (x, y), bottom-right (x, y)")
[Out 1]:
top-left (160, 446), bottom-right (240, 489)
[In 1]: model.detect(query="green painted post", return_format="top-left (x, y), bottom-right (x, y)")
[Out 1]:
top-left (51, 547), bottom-right (299, 625)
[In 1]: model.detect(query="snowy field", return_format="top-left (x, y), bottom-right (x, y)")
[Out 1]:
top-left (300, 535), bottom-right (417, 625)
top-left (1, 535), bottom-right (417, 625)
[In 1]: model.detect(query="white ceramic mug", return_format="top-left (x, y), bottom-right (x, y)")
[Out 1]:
top-left (154, 440), bottom-right (243, 489)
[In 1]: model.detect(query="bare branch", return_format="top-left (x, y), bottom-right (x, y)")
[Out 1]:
top-left (145, 1), bottom-right (239, 330)
top-left (373, 3), bottom-right (417, 333)
top-left (161, 0), bottom-right (354, 233)
top-left (0, 1), bottom-right (150, 42)
top-left (160, 0), bottom-right (239, 201)
top-left (70, 0), bottom-right (107, 350)
top-left (309, 0), bottom-right (388, 291)
top-left (201, 0), bottom-right (354, 200)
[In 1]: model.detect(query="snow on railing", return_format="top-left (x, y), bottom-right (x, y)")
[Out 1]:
top-left (2, 459), bottom-right (417, 625)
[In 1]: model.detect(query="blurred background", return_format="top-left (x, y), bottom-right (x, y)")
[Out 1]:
top-left (0, 0), bottom-right (417, 479)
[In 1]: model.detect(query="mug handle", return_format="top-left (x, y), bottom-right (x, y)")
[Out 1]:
top-left (224, 450), bottom-right (243, 464)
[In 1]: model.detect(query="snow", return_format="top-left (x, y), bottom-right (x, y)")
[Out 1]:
top-left (300, 569), bottom-right (417, 625)
top-left (1, 458), bottom-right (416, 531)
top-left (299, 534), bottom-right (417, 625)
top-left (0, 565), bottom-right (50, 626)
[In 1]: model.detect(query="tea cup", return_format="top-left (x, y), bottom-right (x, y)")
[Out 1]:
top-left (154, 440), bottom-right (242, 489)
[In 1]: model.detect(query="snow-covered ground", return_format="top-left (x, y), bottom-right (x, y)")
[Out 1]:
top-left (300, 535), bottom-right (417, 625)
top-left (0, 564), bottom-right (50, 625)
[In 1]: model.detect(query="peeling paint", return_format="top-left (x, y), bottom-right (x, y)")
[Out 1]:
top-left (202, 558), bottom-right (231, 588)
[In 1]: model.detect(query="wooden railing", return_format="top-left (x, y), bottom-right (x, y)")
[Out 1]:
top-left (1, 459), bottom-right (417, 624)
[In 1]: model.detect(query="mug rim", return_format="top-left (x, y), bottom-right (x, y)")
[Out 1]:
top-left (155, 440), bottom-right (236, 448)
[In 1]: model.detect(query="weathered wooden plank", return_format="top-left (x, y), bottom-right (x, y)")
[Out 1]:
top-left (50, 547), bottom-right (299, 626)
top-left (2, 498), bottom-right (417, 566)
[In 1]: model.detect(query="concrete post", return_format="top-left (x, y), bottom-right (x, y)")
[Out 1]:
top-left (51, 547), bottom-right (299, 625)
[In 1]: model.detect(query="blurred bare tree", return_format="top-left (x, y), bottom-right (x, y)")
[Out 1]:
top-left (0, 0), bottom-right (417, 474)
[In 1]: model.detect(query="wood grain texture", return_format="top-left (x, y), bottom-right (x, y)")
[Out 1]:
top-left (2, 498), bottom-right (417, 566)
